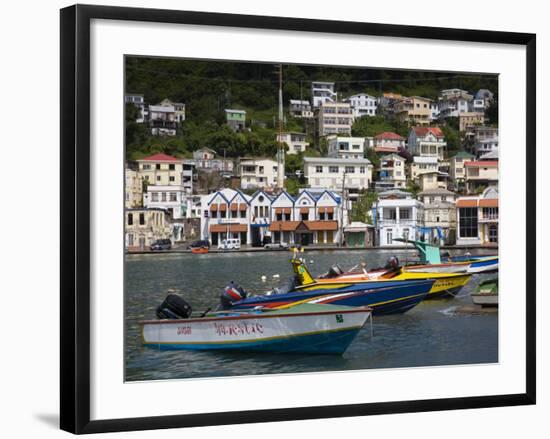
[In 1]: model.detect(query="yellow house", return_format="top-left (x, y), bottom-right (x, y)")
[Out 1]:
top-left (125, 167), bottom-right (143, 208)
top-left (125, 208), bottom-right (172, 251)
top-left (137, 153), bottom-right (184, 186)
top-left (395, 96), bottom-right (432, 125)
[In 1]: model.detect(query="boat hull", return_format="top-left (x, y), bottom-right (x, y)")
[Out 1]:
top-left (314, 271), bottom-right (471, 300)
top-left (471, 293), bottom-right (498, 306)
top-left (141, 305), bottom-right (371, 355)
top-left (231, 280), bottom-right (434, 316)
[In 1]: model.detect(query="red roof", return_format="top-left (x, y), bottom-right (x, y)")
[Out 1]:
top-left (139, 153), bottom-right (180, 162)
top-left (412, 127), bottom-right (444, 138)
top-left (375, 132), bottom-right (404, 140)
top-left (464, 161), bottom-right (498, 167)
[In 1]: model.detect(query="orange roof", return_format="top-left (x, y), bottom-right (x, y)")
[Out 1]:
top-left (139, 153), bottom-right (180, 162)
top-left (464, 161), bottom-right (498, 167)
top-left (304, 221), bottom-right (338, 231)
top-left (479, 199), bottom-right (498, 208)
top-left (209, 224), bottom-right (247, 233)
top-left (456, 199), bottom-right (478, 208)
top-left (412, 127), bottom-right (444, 138)
top-left (269, 221), bottom-right (300, 232)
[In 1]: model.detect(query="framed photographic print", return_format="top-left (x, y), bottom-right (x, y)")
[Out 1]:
top-left (60, 4), bottom-right (536, 434)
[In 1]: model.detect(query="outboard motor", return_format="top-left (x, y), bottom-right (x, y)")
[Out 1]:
top-left (156, 293), bottom-right (193, 319)
top-left (326, 264), bottom-right (344, 278)
top-left (219, 281), bottom-right (248, 309)
top-left (384, 256), bottom-right (400, 270)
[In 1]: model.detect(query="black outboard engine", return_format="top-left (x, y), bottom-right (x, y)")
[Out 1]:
top-left (156, 293), bottom-right (192, 319)
top-left (385, 256), bottom-right (400, 270)
top-left (219, 281), bottom-right (248, 310)
top-left (326, 264), bottom-right (344, 278)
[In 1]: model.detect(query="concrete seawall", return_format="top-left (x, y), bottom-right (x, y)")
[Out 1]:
top-left (127, 244), bottom-right (498, 256)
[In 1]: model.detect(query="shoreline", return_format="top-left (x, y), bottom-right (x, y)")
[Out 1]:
top-left (126, 244), bottom-right (498, 256)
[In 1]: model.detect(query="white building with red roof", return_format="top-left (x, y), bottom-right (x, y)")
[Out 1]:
top-left (373, 132), bottom-right (405, 153)
top-left (407, 126), bottom-right (447, 159)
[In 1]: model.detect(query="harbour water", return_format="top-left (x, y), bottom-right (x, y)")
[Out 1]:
top-left (125, 249), bottom-right (498, 382)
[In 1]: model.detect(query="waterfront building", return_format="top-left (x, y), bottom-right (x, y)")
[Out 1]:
top-left (199, 188), bottom-right (345, 247)
top-left (125, 208), bottom-right (172, 251)
top-left (137, 153), bottom-right (190, 188)
top-left (376, 153), bottom-right (407, 191)
top-left (277, 132), bottom-right (309, 155)
top-left (225, 109), bottom-right (246, 132)
top-left (249, 190), bottom-right (273, 246)
top-left (459, 112), bottom-right (485, 131)
top-left (303, 156), bottom-right (373, 201)
top-left (464, 160), bottom-right (498, 194)
top-left (239, 157), bottom-right (279, 190)
top-left (327, 136), bottom-right (366, 159)
top-left (373, 190), bottom-right (424, 247)
top-left (200, 188), bottom-right (252, 246)
top-left (317, 101), bottom-right (353, 136)
top-left (407, 126), bottom-right (446, 159)
top-left (395, 96), bottom-right (433, 125)
top-left (190, 147), bottom-right (234, 173)
top-left (289, 99), bottom-right (313, 118)
top-left (311, 81), bottom-right (337, 108)
top-left (344, 222), bottom-right (375, 247)
top-left (125, 167), bottom-right (143, 209)
top-left (343, 93), bottom-right (378, 118)
top-left (418, 188), bottom-right (457, 245)
top-left (125, 93), bottom-right (147, 123)
top-left (143, 185), bottom-right (189, 219)
top-left (456, 186), bottom-right (498, 246)
top-left (373, 132), bottom-right (405, 153)
top-left (268, 189), bottom-right (343, 246)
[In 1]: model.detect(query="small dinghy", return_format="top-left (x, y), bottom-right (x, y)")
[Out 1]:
top-left (471, 278), bottom-right (498, 307)
top-left (141, 294), bottom-right (372, 355)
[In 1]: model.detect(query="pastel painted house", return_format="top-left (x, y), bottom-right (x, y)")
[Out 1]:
top-left (225, 109), bottom-right (246, 131)
top-left (456, 186), bottom-right (498, 246)
top-left (373, 190), bottom-right (424, 247)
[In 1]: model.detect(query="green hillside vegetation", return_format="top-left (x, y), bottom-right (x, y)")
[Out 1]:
top-left (125, 57), bottom-right (498, 161)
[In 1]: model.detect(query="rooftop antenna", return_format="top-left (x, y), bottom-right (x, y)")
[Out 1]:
top-left (276, 64), bottom-right (285, 190)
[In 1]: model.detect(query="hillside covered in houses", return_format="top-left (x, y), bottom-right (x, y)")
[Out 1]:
top-left (124, 56), bottom-right (499, 252)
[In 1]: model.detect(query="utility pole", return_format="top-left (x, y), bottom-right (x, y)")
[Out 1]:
top-left (276, 64), bottom-right (285, 190)
top-left (340, 171), bottom-right (347, 247)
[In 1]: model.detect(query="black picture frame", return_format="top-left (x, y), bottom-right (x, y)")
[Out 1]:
top-left (60, 4), bottom-right (536, 434)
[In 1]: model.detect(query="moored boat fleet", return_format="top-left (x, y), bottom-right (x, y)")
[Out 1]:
top-left (140, 240), bottom-right (498, 355)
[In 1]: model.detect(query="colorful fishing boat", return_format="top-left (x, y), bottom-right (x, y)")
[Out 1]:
top-left (190, 246), bottom-right (209, 254)
top-left (470, 278), bottom-right (498, 307)
top-left (227, 271), bottom-right (435, 315)
top-left (141, 303), bottom-right (372, 355)
top-left (293, 257), bottom-right (471, 299)
top-left (394, 238), bottom-right (498, 274)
